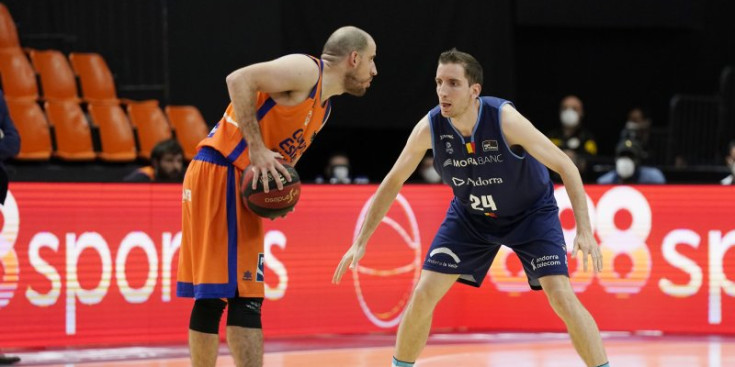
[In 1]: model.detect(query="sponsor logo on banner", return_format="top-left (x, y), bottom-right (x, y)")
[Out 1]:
top-left (352, 193), bottom-right (421, 328)
top-left (2, 184), bottom-right (735, 349)
top-left (452, 154), bottom-right (503, 167)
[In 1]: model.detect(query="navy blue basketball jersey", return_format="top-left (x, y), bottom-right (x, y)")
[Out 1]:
top-left (429, 96), bottom-right (557, 218)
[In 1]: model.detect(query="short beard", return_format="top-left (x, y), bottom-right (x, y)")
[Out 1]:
top-left (344, 71), bottom-right (368, 96)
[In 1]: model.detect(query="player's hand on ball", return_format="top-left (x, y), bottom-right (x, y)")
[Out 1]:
top-left (247, 147), bottom-right (291, 193)
top-left (332, 243), bottom-right (367, 284)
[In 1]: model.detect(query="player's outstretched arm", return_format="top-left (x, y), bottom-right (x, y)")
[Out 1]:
top-left (332, 117), bottom-right (432, 284)
top-left (500, 104), bottom-right (602, 273)
top-left (226, 54), bottom-right (320, 192)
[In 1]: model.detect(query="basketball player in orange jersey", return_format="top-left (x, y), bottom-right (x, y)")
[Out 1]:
top-left (177, 26), bottom-right (377, 367)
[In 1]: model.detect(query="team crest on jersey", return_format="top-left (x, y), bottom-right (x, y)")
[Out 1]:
top-left (279, 129), bottom-right (307, 161)
top-left (445, 141), bottom-right (454, 155)
top-left (482, 140), bottom-right (498, 152)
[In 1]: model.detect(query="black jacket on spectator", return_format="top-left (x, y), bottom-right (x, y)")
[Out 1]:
top-left (0, 90), bottom-right (21, 204)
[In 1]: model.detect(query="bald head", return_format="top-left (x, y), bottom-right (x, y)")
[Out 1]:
top-left (322, 26), bottom-right (373, 64)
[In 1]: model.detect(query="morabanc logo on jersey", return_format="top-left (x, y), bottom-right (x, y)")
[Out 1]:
top-left (451, 154), bottom-right (503, 167)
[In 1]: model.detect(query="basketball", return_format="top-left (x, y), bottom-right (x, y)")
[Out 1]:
top-left (241, 162), bottom-right (301, 219)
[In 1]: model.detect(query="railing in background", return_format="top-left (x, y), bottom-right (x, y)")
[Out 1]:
top-left (667, 94), bottom-right (721, 166)
top-left (720, 66), bottom-right (735, 153)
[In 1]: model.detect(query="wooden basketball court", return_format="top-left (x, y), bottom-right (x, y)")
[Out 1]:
top-left (10, 332), bottom-right (735, 366)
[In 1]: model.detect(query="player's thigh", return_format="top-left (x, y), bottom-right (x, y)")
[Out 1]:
top-left (538, 274), bottom-right (575, 298)
top-left (413, 269), bottom-right (460, 302)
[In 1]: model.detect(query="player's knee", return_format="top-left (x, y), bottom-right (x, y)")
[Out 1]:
top-left (409, 285), bottom-right (441, 310)
top-left (545, 288), bottom-right (579, 317)
top-left (227, 297), bottom-right (263, 329)
top-left (189, 298), bottom-right (227, 334)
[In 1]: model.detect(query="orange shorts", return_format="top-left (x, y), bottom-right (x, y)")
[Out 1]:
top-left (176, 147), bottom-right (264, 299)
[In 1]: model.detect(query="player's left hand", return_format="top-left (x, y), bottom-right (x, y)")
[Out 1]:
top-left (573, 230), bottom-right (602, 272)
top-left (332, 242), bottom-right (367, 285)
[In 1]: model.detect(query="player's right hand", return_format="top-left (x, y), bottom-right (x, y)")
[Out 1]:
top-left (332, 243), bottom-right (367, 285)
top-left (247, 147), bottom-right (292, 193)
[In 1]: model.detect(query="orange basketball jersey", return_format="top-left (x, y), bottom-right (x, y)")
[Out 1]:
top-left (199, 55), bottom-right (332, 170)
top-left (177, 55), bottom-right (330, 299)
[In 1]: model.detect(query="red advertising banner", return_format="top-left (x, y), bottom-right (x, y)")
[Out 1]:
top-left (0, 183), bottom-right (733, 348)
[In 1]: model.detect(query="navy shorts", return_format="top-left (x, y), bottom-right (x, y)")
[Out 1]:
top-left (423, 201), bottom-right (568, 290)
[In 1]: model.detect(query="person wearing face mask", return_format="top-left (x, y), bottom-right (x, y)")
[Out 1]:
top-left (315, 152), bottom-right (369, 184)
top-left (619, 107), bottom-right (652, 150)
top-left (720, 140), bottom-right (735, 185)
top-left (411, 153), bottom-right (442, 183)
top-left (548, 95), bottom-right (598, 157)
top-left (597, 139), bottom-right (665, 184)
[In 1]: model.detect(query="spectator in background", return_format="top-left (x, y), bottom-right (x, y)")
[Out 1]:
top-left (123, 139), bottom-right (184, 183)
top-left (0, 90), bottom-right (20, 205)
top-left (619, 106), bottom-right (652, 161)
top-left (315, 152), bottom-right (368, 184)
top-left (720, 140), bottom-right (735, 185)
top-left (597, 139), bottom-right (665, 184)
top-left (547, 95), bottom-right (597, 178)
top-left (415, 152), bottom-right (442, 183)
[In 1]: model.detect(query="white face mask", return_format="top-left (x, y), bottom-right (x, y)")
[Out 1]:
top-left (616, 157), bottom-right (636, 179)
top-left (560, 108), bottom-right (580, 128)
top-left (421, 167), bottom-right (442, 183)
top-left (332, 165), bottom-right (350, 180)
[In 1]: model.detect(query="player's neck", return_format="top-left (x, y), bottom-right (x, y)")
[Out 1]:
top-left (320, 66), bottom-right (341, 101)
top-left (450, 98), bottom-right (480, 135)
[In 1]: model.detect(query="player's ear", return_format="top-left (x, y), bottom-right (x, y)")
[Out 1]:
top-left (471, 83), bottom-right (481, 98)
top-left (349, 50), bottom-right (359, 67)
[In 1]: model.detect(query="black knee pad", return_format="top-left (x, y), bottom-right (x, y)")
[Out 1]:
top-left (226, 297), bottom-right (263, 329)
top-left (189, 298), bottom-right (226, 334)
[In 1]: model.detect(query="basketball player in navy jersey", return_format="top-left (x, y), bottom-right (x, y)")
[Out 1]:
top-left (333, 49), bottom-right (610, 367)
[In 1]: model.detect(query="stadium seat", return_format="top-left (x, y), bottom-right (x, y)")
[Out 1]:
top-left (0, 48), bottom-right (38, 101)
top-left (29, 49), bottom-right (80, 102)
top-left (6, 99), bottom-right (52, 160)
top-left (165, 105), bottom-right (209, 160)
top-left (68, 52), bottom-right (118, 104)
top-left (0, 3), bottom-right (20, 49)
top-left (126, 100), bottom-right (172, 160)
top-left (87, 103), bottom-right (137, 162)
top-left (44, 101), bottom-right (96, 161)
